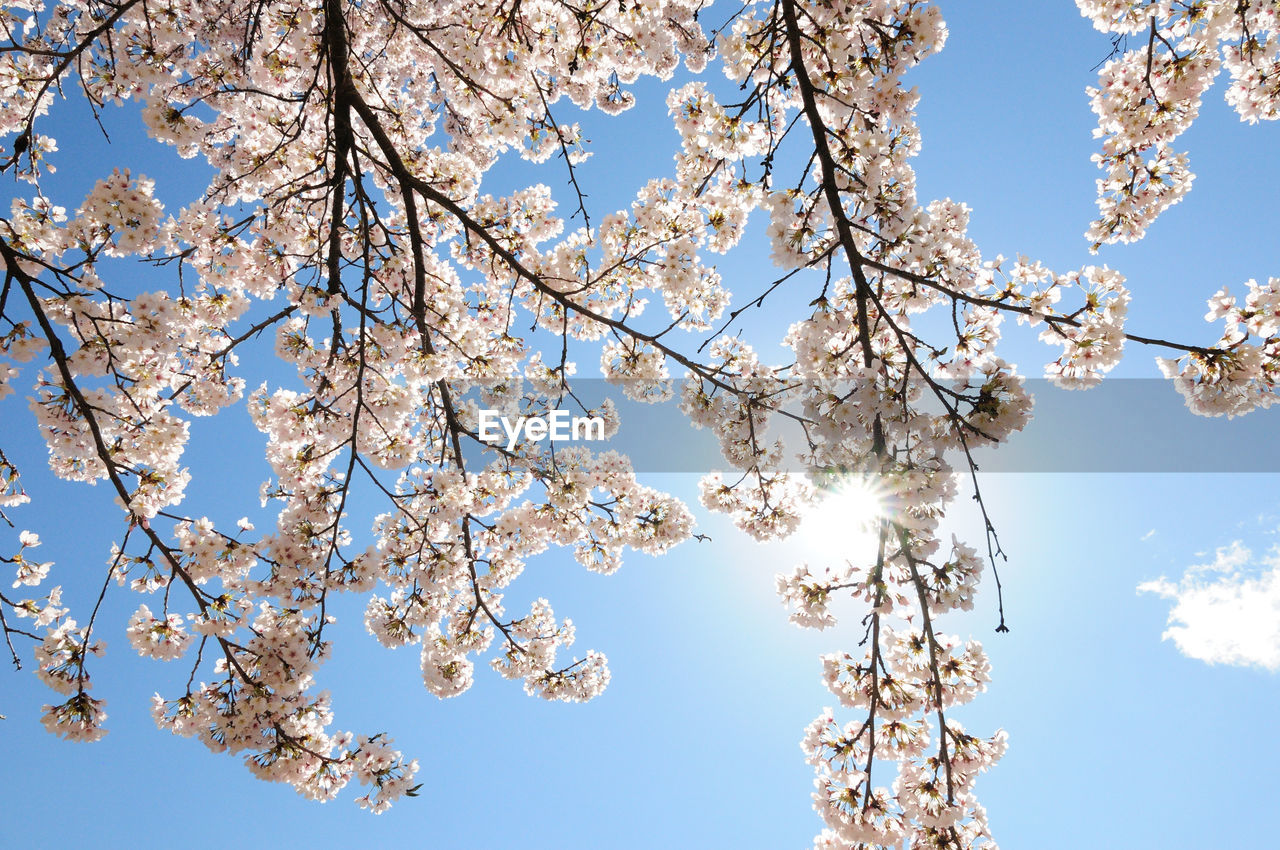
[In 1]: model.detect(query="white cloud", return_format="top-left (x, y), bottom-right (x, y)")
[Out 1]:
top-left (1139, 541), bottom-right (1280, 671)
top-left (1140, 529), bottom-right (1156, 541)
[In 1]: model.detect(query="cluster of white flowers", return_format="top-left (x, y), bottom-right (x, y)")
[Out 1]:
top-left (1040, 266), bottom-right (1131, 388)
top-left (1157, 277), bottom-right (1280, 416)
top-left (70, 169), bottom-right (165, 255)
top-left (802, 627), bottom-right (1002, 846)
top-left (1, 525), bottom-right (65, 640)
top-left (1079, 0), bottom-right (1280, 245)
top-left (125, 604), bottom-right (192, 661)
top-left (8, 528), bottom-right (50, 587)
top-left (351, 734), bottom-right (420, 814)
top-left (777, 564), bottom-right (845, 630)
top-left (0, 319), bottom-right (45, 401)
top-left (31, 616), bottom-right (107, 742)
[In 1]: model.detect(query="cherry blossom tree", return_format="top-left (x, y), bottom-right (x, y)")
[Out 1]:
top-left (0, 0), bottom-right (1276, 845)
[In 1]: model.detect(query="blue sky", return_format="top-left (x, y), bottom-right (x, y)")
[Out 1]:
top-left (3, 2), bottom-right (1280, 848)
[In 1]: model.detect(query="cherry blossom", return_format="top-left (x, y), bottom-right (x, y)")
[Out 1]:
top-left (0, 0), bottom-right (1272, 843)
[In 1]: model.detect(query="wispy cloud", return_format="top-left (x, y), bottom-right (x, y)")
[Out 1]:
top-left (1140, 529), bottom-right (1156, 541)
top-left (1139, 541), bottom-right (1280, 671)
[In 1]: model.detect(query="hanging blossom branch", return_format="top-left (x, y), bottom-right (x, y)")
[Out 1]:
top-left (1077, 0), bottom-right (1280, 417)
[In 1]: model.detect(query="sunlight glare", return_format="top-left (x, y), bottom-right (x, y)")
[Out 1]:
top-left (799, 475), bottom-right (886, 560)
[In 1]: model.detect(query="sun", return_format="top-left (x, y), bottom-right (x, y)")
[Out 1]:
top-left (797, 474), bottom-right (887, 560)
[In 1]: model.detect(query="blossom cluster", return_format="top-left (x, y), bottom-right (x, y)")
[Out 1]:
top-left (1157, 277), bottom-right (1280, 416)
top-left (1079, 0), bottom-right (1280, 245)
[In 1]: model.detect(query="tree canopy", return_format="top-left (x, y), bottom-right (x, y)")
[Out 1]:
top-left (1, 0), bottom-right (1277, 846)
